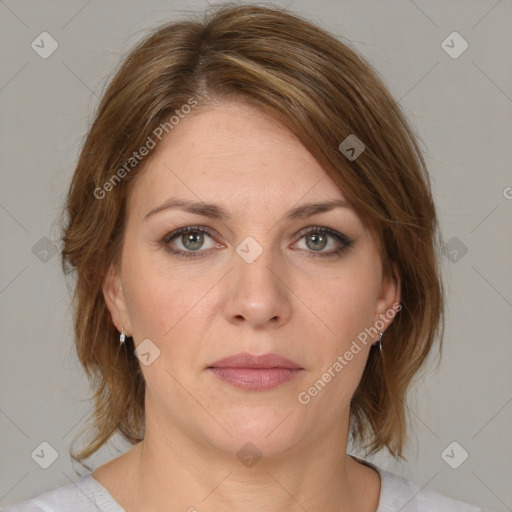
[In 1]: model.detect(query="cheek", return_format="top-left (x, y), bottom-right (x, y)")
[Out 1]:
top-left (126, 279), bottom-right (189, 341)
top-left (309, 262), bottom-right (381, 347)
top-left (122, 248), bottom-right (219, 348)
top-left (298, 273), bottom-right (379, 417)
top-left (120, 245), bottom-right (183, 339)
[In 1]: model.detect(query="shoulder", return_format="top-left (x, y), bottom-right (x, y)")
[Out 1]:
top-left (349, 455), bottom-right (492, 512)
top-left (2, 474), bottom-right (125, 512)
top-left (377, 465), bottom-right (491, 512)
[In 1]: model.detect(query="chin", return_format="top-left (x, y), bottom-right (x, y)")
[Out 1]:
top-left (198, 407), bottom-right (306, 461)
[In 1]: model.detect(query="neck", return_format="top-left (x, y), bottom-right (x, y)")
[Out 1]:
top-left (124, 414), bottom-right (380, 512)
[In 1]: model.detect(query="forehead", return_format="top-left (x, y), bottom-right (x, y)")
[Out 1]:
top-left (128, 101), bottom-right (347, 215)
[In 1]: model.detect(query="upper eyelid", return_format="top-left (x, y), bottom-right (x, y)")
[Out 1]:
top-left (163, 225), bottom-right (349, 247)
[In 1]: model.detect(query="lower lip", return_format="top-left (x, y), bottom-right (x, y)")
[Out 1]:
top-left (207, 368), bottom-right (303, 391)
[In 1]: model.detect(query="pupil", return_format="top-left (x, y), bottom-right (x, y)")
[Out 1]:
top-left (307, 233), bottom-right (327, 251)
top-left (183, 231), bottom-right (204, 250)
top-left (181, 231), bottom-right (328, 252)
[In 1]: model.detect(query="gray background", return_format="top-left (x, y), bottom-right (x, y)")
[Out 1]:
top-left (1, 0), bottom-right (511, 510)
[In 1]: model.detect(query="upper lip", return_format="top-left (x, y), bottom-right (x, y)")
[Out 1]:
top-left (208, 352), bottom-right (303, 369)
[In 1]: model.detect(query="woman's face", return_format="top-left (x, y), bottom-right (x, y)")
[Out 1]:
top-left (105, 100), bottom-right (399, 458)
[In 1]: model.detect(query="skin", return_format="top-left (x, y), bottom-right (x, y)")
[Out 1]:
top-left (97, 100), bottom-right (400, 512)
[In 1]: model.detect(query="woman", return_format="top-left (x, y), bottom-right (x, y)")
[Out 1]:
top-left (5, 3), bottom-right (490, 511)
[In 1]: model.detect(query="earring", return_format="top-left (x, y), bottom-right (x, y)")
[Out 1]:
top-left (120, 325), bottom-right (126, 344)
top-left (372, 329), bottom-right (383, 352)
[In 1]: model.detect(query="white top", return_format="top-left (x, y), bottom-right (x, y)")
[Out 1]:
top-left (3, 458), bottom-right (491, 512)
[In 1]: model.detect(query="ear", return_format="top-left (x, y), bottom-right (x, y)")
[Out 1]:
top-left (102, 264), bottom-right (132, 337)
top-left (374, 263), bottom-right (401, 333)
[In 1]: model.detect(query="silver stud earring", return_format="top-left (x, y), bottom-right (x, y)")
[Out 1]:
top-left (373, 329), bottom-right (383, 352)
top-left (120, 325), bottom-right (126, 344)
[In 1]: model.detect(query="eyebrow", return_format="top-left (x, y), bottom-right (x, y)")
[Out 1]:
top-left (144, 198), bottom-right (350, 222)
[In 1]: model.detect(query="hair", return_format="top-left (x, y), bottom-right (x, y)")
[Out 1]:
top-left (60, 2), bottom-right (444, 470)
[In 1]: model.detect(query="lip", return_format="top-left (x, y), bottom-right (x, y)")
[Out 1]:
top-left (208, 352), bottom-right (303, 370)
top-left (207, 352), bottom-right (304, 391)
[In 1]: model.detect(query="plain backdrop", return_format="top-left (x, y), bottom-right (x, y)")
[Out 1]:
top-left (0, 0), bottom-right (511, 510)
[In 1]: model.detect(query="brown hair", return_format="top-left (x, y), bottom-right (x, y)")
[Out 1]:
top-left (60, 2), bottom-right (444, 469)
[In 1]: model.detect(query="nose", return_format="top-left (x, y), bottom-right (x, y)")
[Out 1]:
top-left (223, 241), bottom-right (292, 329)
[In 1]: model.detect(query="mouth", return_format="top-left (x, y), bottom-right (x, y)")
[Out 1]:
top-left (206, 352), bottom-right (304, 391)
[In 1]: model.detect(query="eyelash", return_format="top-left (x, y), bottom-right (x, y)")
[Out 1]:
top-left (160, 225), bottom-right (353, 259)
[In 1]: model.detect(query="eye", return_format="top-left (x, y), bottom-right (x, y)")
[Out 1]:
top-left (293, 226), bottom-right (353, 257)
top-left (160, 225), bottom-right (353, 259)
top-left (161, 226), bottom-right (220, 257)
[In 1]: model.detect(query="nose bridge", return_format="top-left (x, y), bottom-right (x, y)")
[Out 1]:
top-left (236, 237), bottom-right (277, 286)
top-left (226, 232), bottom-right (291, 326)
